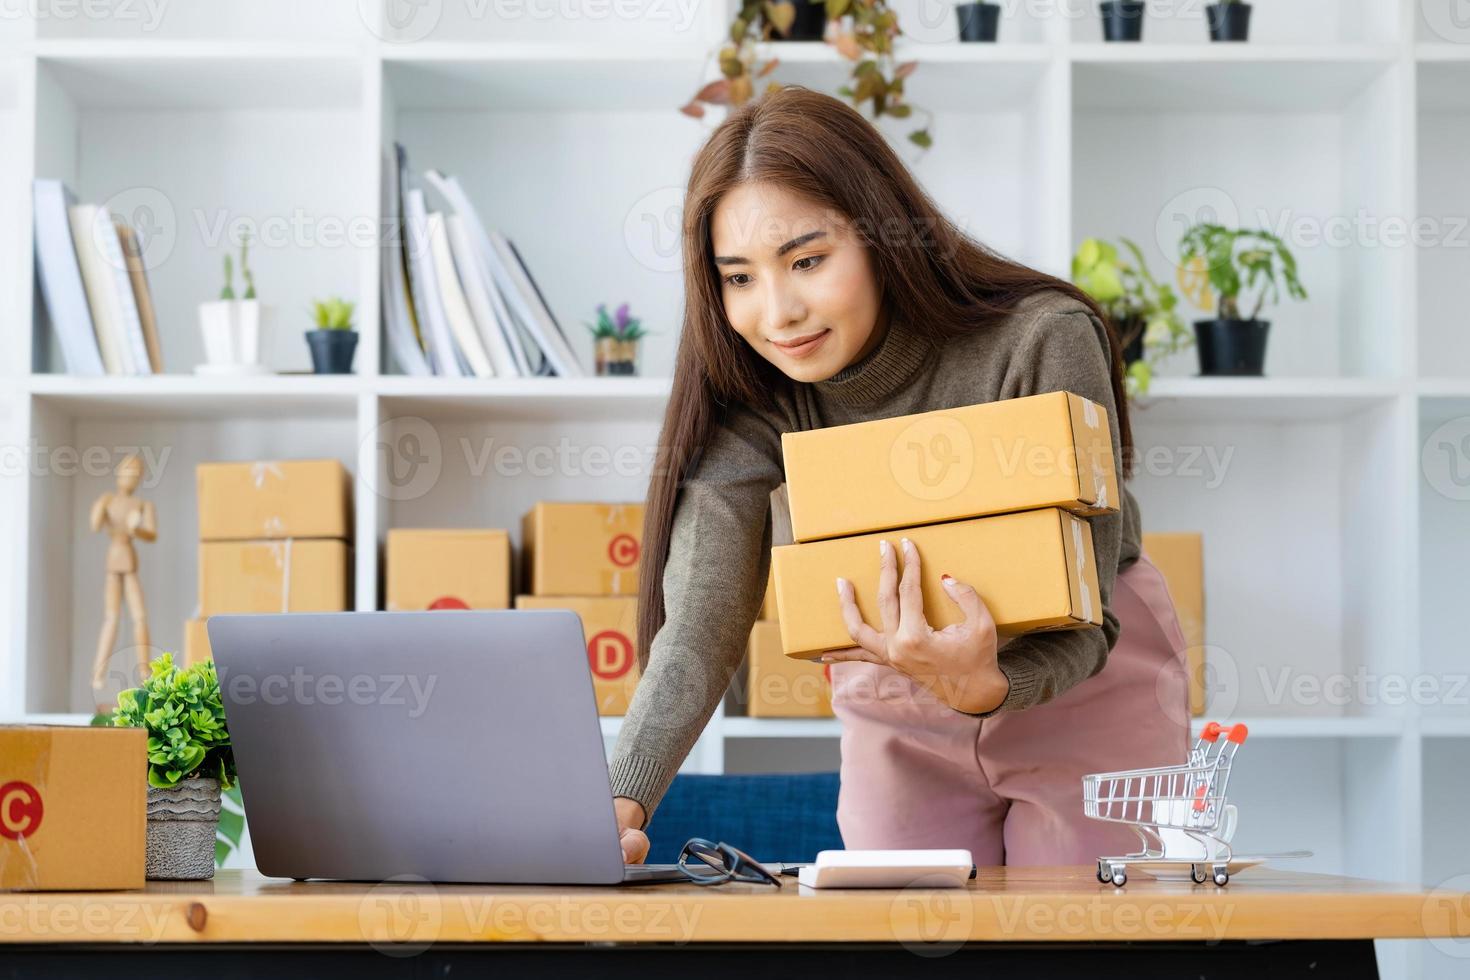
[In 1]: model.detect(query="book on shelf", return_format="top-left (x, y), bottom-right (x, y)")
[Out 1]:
top-left (383, 143), bottom-right (585, 379)
top-left (33, 179), bottom-right (163, 376)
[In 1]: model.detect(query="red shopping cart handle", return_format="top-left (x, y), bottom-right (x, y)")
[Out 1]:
top-left (1200, 721), bottom-right (1249, 744)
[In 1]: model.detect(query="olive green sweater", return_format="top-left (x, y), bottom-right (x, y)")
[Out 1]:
top-left (608, 289), bottom-right (1142, 830)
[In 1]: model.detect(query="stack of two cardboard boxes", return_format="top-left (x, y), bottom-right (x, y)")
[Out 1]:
top-left (515, 502), bottom-right (644, 716)
top-left (186, 460), bottom-right (354, 664)
top-left (771, 392), bottom-right (1121, 665)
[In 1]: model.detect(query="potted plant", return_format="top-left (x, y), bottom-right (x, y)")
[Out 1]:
top-left (1100, 0), bottom-right (1145, 41)
top-left (681, 0), bottom-right (933, 151)
top-left (585, 302), bottom-right (648, 376)
top-left (956, 1), bottom-right (1000, 42)
top-left (109, 653), bottom-right (236, 881)
top-left (305, 296), bottom-right (359, 374)
top-left (1207, 0), bottom-right (1251, 41)
top-left (1176, 223), bottom-right (1306, 376)
top-left (1072, 236), bottom-right (1192, 398)
top-left (196, 233), bottom-right (268, 375)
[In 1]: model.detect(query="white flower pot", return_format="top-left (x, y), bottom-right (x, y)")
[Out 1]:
top-left (198, 300), bottom-right (236, 365)
top-left (195, 300), bottom-right (271, 375)
top-left (234, 300), bottom-right (262, 363)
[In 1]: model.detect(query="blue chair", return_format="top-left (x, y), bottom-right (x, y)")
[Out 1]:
top-left (642, 771), bottom-right (845, 865)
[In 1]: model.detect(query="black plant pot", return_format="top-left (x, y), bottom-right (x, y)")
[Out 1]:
top-left (1194, 319), bottom-right (1269, 376)
top-left (306, 329), bottom-right (358, 374)
top-left (1100, 0), bottom-right (1145, 41)
top-left (956, 2), bottom-right (1000, 41)
top-left (773, 0), bottom-right (827, 40)
top-left (1207, 2), bottom-right (1251, 41)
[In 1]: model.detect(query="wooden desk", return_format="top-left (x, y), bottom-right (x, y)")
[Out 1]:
top-left (3, 866), bottom-right (1465, 978)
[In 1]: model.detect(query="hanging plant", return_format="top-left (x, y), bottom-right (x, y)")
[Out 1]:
top-left (680, 0), bottom-right (932, 150)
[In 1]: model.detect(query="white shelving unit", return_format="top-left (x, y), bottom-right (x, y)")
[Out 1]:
top-left (2, 3), bottom-right (1466, 976)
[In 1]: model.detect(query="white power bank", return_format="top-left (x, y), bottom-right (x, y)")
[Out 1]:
top-left (796, 849), bottom-right (973, 888)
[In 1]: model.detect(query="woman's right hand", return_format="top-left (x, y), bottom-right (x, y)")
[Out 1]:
top-left (614, 797), bottom-right (650, 864)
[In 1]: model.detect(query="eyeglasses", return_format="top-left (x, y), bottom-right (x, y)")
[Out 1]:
top-left (677, 837), bottom-right (783, 887)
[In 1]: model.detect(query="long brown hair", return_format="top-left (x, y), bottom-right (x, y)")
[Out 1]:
top-left (636, 86), bottom-right (1132, 673)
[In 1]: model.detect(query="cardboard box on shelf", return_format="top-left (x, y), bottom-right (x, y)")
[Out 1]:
top-left (1142, 532), bottom-right (1207, 718)
top-left (521, 502), bottom-right (643, 597)
top-left (183, 617), bottom-right (212, 667)
top-left (514, 595), bottom-right (641, 715)
top-left (197, 459), bottom-right (352, 542)
top-left (781, 391), bottom-right (1119, 543)
top-left (772, 507), bottom-right (1102, 660)
top-left (386, 529), bottom-right (511, 611)
top-left (198, 539), bottom-right (351, 616)
top-left (747, 620), bottom-right (832, 718)
top-left (0, 725), bottom-right (146, 891)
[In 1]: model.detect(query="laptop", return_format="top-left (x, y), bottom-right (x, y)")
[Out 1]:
top-left (209, 610), bottom-right (692, 884)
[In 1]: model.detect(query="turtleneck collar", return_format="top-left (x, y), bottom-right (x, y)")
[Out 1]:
top-left (811, 315), bottom-right (936, 409)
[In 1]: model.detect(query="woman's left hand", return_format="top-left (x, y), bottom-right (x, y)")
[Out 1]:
top-left (823, 536), bottom-right (1009, 715)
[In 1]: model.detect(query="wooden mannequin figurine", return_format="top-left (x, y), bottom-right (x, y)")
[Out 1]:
top-left (91, 454), bottom-right (157, 707)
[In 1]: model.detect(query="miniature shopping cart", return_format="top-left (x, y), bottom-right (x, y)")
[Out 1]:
top-left (1082, 721), bottom-right (1249, 887)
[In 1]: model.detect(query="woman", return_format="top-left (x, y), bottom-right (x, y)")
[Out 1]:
top-left (609, 86), bottom-right (1191, 866)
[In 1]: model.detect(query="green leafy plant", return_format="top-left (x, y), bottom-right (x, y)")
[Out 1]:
top-left (680, 0), bottom-right (932, 150)
top-left (110, 653), bottom-right (236, 791)
top-left (240, 231), bottom-right (257, 301)
top-left (584, 301), bottom-right (648, 341)
top-left (1072, 236), bottom-right (1191, 399)
top-left (219, 254), bottom-right (235, 301)
top-left (311, 297), bottom-right (356, 331)
top-left (1177, 224), bottom-right (1307, 322)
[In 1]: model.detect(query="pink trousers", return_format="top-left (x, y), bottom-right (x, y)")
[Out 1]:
top-left (829, 550), bottom-right (1192, 866)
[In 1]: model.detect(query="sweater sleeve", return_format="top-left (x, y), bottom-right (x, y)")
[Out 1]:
top-left (957, 305), bottom-right (1127, 718)
top-left (607, 404), bottom-right (785, 830)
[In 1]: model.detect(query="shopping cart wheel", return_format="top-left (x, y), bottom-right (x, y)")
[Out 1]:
top-left (1110, 867), bottom-right (1127, 886)
top-left (1212, 865), bottom-right (1229, 886)
top-left (1190, 865), bottom-right (1208, 884)
top-left (1097, 860), bottom-right (1110, 883)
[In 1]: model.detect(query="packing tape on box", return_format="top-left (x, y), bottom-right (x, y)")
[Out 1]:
top-left (251, 461), bottom-right (284, 488)
top-left (1080, 398), bottom-right (1109, 510)
top-left (0, 733), bottom-right (49, 889)
top-left (277, 537), bottom-right (292, 613)
top-left (1072, 516), bottom-right (1093, 623)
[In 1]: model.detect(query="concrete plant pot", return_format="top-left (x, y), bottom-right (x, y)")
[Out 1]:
top-left (145, 776), bottom-right (221, 880)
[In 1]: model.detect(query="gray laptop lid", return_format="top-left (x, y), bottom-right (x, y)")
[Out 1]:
top-left (209, 610), bottom-right (632, 885)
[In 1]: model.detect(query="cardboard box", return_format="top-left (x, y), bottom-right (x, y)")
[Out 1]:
top-left (772, 507), bottom-right (1102, 659)
top-left (781, 391), bottom-right (1119, 543)
top-left (197, 459), bottom-right (352, 542)
top-left (514, 595), bottom-right (641, 715)
top-left (183, 617), bottom-right (212, 667)
top-left (1, 726), bottom-right (145, 890)
top-left (521, 502), bottom-right (643, 597)
top-left (747, 621), bottom-right (832, 718)
top-left (199, 539), bottom-right (351, 616)
top-left (386, 529), bottom-right (511, 611)
top-left (760, 567), bottom-right (779, 621)
top-left (1142, 532), bottom-right (1207, 718)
